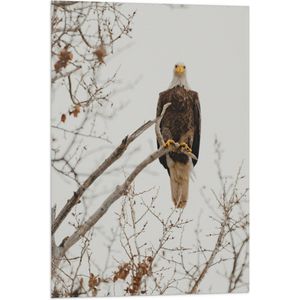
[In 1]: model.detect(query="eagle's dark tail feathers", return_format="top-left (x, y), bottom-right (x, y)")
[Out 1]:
top-left (169, 161), bottom-right (190, 208)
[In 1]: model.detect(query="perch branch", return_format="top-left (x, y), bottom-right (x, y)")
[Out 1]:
top-left (155, 103), bottom-right (171, 147)
top-left (52, 103), bottom-right (170, 235)
top-left (54, 102), bottom-right (195, 261)
top-left (60, 146), bottom-right (169, 257)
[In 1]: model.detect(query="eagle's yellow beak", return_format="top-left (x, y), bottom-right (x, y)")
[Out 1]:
top-left (175, 65), bottom-right (185, 75)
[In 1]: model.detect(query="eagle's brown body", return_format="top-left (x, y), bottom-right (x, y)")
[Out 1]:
top-left (156, 86), bottom-right (201, 208)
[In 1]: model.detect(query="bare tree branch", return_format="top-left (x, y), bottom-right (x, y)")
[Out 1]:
top-left (53, 115), bottom-right (161, 235)
top-left (52, 102), bottom-right (197, 269)
top-left (60, 146), bottom-right (168, 257)
top-left (189, 218), bottom-right (227, 294)
top-left (52, 117), bottom-right (155, 234)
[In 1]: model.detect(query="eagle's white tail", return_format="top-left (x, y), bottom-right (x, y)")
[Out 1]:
top-left (169, 161), bottom-right (191, 208)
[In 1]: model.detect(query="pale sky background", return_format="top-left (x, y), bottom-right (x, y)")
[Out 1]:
top-left (51, 2), bottom-right (249, 295)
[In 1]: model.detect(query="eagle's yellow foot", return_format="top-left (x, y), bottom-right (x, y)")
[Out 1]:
top-left (164, 139), bottom-right (176, 149)
top-left (179, 142), bottom-right (192, 153)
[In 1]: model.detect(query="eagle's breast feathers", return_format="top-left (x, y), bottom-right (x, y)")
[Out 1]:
top-left (157, 86), bottom-right (201, 168)
top-left (156, 86), bottom-right (201, 208)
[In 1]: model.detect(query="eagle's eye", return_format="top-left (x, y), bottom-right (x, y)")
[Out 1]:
top-left (183, 65), bottom-right (186, 69)
top-left (175, 64), bottom-right (178, 68)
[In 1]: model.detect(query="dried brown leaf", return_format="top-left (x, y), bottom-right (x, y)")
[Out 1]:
top-left (60, 113), bottom-right (66, 123)
top-left (113, 263), bottom-right (131, 282)
top-left (69, 105), bottom-right (81, 118)
top-left (94, 44), bottom-right (107, 64)
top-left (54, 46), bottom-right (73, 73)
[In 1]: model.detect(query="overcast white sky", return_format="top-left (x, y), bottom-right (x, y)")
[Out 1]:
top-left (51, 3), bottom-right (249, 295)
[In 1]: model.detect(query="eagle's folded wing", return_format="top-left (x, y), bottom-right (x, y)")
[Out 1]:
top-left (191, 92), bottom-right (201, 166)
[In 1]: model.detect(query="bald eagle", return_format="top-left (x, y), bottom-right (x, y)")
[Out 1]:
top-left (156, 63), bottom-right (201, 208)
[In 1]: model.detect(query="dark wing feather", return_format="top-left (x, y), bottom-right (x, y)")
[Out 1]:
top-left (156, 91), bottom-right (169, 173)
top-left (191, 91), bottom-right (201, 166)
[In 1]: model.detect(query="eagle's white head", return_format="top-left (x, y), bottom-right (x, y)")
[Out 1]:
top-left (169, 63), bottom-right (190, 90)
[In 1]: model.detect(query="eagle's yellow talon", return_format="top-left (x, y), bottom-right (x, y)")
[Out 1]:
top-left (179, 142), bottom-right (192, 153)
top-left (164, 139), bottom-right (176, 148)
